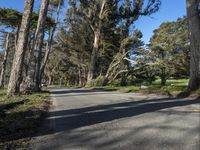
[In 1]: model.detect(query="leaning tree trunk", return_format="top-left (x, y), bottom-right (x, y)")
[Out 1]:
top-left (187, 0), bottom-right (200, 90)
top-left (87, 29), bottom-right (100, 83)
top-left (7, 0), bottom-right (34, 96)
top-left (39, 0), bottom-right (61, 85)
top-left (34, 0), bottom-right (49, 92)
top-left (0, 33), bottom-right (10, 88)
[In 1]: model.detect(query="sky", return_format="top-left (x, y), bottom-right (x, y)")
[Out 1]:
top-left (0, 0), bottom-right (186, 44)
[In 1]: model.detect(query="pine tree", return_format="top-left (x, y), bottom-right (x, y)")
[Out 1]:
top-left (7, 0), bottom-right (34, 96)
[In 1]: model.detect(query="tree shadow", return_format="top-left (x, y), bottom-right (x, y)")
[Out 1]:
top-left (46, 97), bottom-right (200, 133)
top-left (0, 99), bottom-right (28, 117)
top-left (50, 89), bottom-right (116, 95)
top-left (2, 89), bottom-right (200, 149)
top-left (50, 89), bottom-right (121, 97)
top-left (31, 93), bottom-right (200, 150)
top-left (0, 99), bottom-right (47, 144)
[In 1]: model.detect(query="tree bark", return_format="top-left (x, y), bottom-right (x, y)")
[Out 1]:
top-left (39, 0), bottom-right (61, 85)
top-left (7, 0), bottom-right (34, 96)
top-left (78, 66), bottom-right (83, 87)
top-left (34, 0), bottom-right (49, 92)
top-left (15, 25), bottom-right (20, 50)
top-left (0, 33), bottom-right (10, 88)
top-left (85, 1), bottom-right (106, 84)
top-left (187, 0), bottom-right (200, 90)
top-left (19, 32), bottom-right (36, 92)
top-left (160, 67), bottom-right (166, 86)
top-left (161, 77), bottom-right (166, 86)
top-left (87, 29), bottom-right (100, 83)
top-left (48, 74), bottom-right (52, 85)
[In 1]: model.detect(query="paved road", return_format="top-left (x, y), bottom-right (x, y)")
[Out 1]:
top-left (32, 88), bottom-right (200, 150)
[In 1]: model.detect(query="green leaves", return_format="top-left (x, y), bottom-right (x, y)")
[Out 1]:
top-left (0, 8), bottom-right (54, 30)
top-left (150, 17), bottom-right (189, 80)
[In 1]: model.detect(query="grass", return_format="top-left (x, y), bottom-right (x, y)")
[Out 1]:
top-left (89, 79), bottom-right (190, 96)
top-left (152, 79), bottom-right (189, 86)
top-left (0, 89), bottom-right (50, 149)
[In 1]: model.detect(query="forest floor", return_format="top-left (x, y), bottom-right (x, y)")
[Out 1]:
top-left (0, 89), bottom-right (51, 149)
top-left (31, 88), bottom-right (200, 150)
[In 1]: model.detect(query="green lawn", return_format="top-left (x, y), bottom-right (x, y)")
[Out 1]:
top-left (90, 79), bottom-right (190, 96)
top-left (0, 89), bottom-right (50, 149)
top-left (152, 79), bottom-right (189, 86)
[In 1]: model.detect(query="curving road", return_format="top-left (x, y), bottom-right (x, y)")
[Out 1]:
top-left (31, 88), bottom-right (200, 150)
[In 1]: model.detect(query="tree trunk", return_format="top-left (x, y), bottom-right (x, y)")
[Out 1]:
top-left (78, 67), bottom-right (83, 87)
top-left (187, 0), bottom-right (200, 90)
top-left (0, 33), bottom-right (10, 88)
top-left (34, 0), bottom-right (49, 92)
top-left (87, 29), bottom-right (100, 83)
top-left (39, 0), bottom-right (61, 85)
top-left (7, 0), bottom-right (34, 96)
top-left (119, 19), bottom-right (131, 86)
top-left (48, 75), bottom-right (52, 85)
top-left (15, 25), bottom-right (20, 50)
top-left (160, 67), bottom-right (166, 86)
top-left (20, 32), bottom-right (36, 93)
top-left (161, 77), bottom-right (166, 86)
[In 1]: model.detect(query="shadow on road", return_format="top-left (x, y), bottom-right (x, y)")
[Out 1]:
top-left (50, 89), bottom-right (119, 97)
top-left (35, 89), bottom-right (200, 135)
top-left (2, 89), bottom-right (200, 144)
top-left (50, 89), bottom-right (116, 95)
top-left (48, 97), bottom-right (200, 133)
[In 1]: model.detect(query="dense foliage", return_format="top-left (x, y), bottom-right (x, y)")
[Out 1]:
top-left (0, 0), bottom-right (197, 95)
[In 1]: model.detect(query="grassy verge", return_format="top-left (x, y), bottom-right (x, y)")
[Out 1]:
top-left (88, 79), bottom-right (191, 97)
top-left (0, 89), bottom-right (50, 149)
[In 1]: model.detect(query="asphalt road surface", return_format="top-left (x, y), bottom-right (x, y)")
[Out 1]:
top-left (31, 88), bottom-right (200, 150)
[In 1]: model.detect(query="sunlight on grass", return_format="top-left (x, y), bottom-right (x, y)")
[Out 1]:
top-left (153, 79), bottom-right (189, 86)
top-left (89, 79), bottom-right (190, 96)
top-left (193, 109), bottom-right (200, 112)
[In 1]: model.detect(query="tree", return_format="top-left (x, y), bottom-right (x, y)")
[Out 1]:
top-left (186, 0), bottom-right (200, 90)
top-left (33, 0), bottom-right (50, 91)
top-left (105, 29), bottom-right (144, 84)
top-left (0, 33), bottom-right (10, 88)
top-left (39, 0), bottom-right (64, 86)
top-left (150, 18), bottom-right (189, 86)
top-left (7, 0), bottom-right (34, 96)
top-left (116, 0), bottom-right (161, 85)
top-left (0, 8), bottom-right (54, 49)
top-left (80, 0), bottom-right (111, 83)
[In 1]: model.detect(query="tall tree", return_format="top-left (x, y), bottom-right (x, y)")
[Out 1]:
top-left (0, 33), bottom-right (10, 88)
top-left (7, 0), bottom-right (34, 96)
top-left (33, 0), bottom-right (50, 91)
top-left (150, 18), bottom-right (189, 86)
top-left (39, 0), bottom-right (63, 85)
top-left (80, 0), bottom-right (110, 83)
top-left (117, 0), bottom-right (161, 85)
top-left (186, 0), bottom-right (200, 90)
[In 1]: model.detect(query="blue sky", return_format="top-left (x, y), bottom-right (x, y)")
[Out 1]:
top-left (0, 0), bottom-right (186, 43)
top-left (135, 0), bottom-right (186, 43)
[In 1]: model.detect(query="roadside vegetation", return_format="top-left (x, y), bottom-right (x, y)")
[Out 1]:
top-left (0, 89), bottom-right (50, 149)
top-left (0, 0), bottom-right (200, 148)
top-left (86, 79), bottom-right (194, 97)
